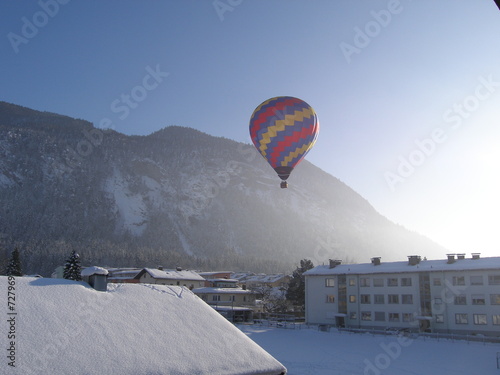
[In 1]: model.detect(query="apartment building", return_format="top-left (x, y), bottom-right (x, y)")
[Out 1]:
top-left (304, 254), bottom-right (500, 336)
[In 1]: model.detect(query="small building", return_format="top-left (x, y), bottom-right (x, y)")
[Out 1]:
top-left (208, 278), bottom-right (239, 288)
top-left (134, 267), bottom-right (205, 289)
top-left (198, 271), bottom-right (233, 286)
top-left (82, 266), bottom-right (109, 292)
top-left (107, 268), bottom-right (142, 283)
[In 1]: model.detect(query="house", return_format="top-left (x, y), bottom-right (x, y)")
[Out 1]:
top-left (304, 254), bottom-right (500, 336)
top-left (207, 278), bottom-right (240, 288)
top-left (81, 266), bottom-right (108, 291)
top-left (198, 271), bottom-right (233, 286)
top-left (192, 285), bottom-right (258, 323)
top-left (6, 276), bottom-right (287, 374)
top-left (134, 267), bottom-right (205, 289)
top-left (106, 268), bottom-right (142, 283)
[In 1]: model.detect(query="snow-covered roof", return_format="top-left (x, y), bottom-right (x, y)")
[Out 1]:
top-left (81, 266), bottom-right (109, 276)
top-left (231, 272), bottom-right (256, 281)
top-left (212, 278), bottom-right (239, 283)
top-left (305, 256), bottom-right (500, 276)
top-left (198, 271), bottom-right (233, 276)
top-left (138, 268), bottom-right (205, 281)
top-left (7, 277), bottom-right (286, 375)
top-left (193, 287), bottom-right (256, 294)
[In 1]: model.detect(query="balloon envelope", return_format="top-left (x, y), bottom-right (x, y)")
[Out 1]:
top-left (249, 96), bottom-right (319, 186)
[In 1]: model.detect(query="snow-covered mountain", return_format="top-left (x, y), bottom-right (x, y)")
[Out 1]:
top-left (0, 102), bottom-right (445, 275)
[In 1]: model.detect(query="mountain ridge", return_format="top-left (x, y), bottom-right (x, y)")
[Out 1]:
top-left (0, 102), bottom-right (446, 276)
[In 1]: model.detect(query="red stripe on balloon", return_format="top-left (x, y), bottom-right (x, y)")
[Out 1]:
top-left (268, 124), bottom-right (316, 167)
top-left (249, 97), bottom-right (300, 140)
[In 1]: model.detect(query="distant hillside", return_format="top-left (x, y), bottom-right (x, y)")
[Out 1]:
top-left (0, 102), bottom-right (446, 276)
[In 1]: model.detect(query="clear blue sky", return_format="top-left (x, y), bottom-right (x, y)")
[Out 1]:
top-left (1, 0), bottom-right (499, 259)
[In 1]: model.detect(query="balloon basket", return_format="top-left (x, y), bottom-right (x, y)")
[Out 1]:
top-left (280, 181), bottom-right (288, 189)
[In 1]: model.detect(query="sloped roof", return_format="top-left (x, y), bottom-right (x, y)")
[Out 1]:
top-left (81, 266), bottom-right (109, 276)
top-left (305, 256), bottom-right (500, 276)
top-left (137, 267), bottom-right (205, 281)
top-left (7, 277), bottom-right (286, 375)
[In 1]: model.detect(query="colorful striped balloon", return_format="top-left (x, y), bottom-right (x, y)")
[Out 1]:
top-left (249, 96), bottom-right (319, 188)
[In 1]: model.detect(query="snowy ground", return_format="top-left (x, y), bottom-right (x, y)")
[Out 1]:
top-left (238, 324), bottom-right (500, 375)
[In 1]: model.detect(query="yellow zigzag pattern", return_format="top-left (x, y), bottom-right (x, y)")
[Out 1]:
top-left (258, 107), bottom-right (315, 155)
top-left (281, 140), bottom-right (315, 167)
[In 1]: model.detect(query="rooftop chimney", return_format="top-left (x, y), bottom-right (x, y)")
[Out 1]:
top-left (447, 254), bottom-right (456, 264)
top-left (329, 259), bottom-right (342, 269)
top-left (408, 255), bottom-right (421, 266)
top-left (371, 257), bottom-right (381, 266)
top-left (457, 253), bottom-right (465, 260)
top-left (471, 253), bottom-right (481, 260)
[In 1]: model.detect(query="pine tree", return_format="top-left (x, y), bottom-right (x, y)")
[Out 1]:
top-left (286, 259), bottom-right (314, 311)
top-left (63, 250), bottom-right (82, 281)
top-left (5, 247), bottom-right (22, 276)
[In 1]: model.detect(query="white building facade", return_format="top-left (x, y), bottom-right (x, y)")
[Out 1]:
top-left (305, 254), bottom-right (500, 336)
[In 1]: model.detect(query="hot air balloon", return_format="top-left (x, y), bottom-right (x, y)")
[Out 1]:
top-left (249, 96), bottom-right (319, 188)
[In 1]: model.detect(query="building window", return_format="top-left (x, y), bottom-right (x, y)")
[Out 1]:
top-left (452, 276), bottom-right (465, 286)
top-left (360, 278), bottom-right (370, 287)
top-left (388, 294), bottom-right (399, 304)
top-left (373, 278), bottom-right (384, 287)
top-left (360, 295), bottom-right (371, 304)
top-left (433, 297), bottom-right (442, 305)
top-left (389, 313), bottom-right (400, 322)
top-left (455, 313), bottom-right (468, 324)
top-left (402, 294), bottom-right (413, 304)
top-left (471, 294), bottom-right (485, 305)
top-left (349, 295), bottom-right (356, 303)
top-left (387, 278), bottom-right (398, 287)
top-left (374, 294), bottom-right (384, 304)
top-left (401, 278), bottom-right (412, 286)
top-left (361, 311), bottom-right (372, 321)
top-left (435, 314), bottom-right (444, 323)
top-left (454, 295), bottom-right (467, 305)
top-left (349, 278), bottom-right (356, 286)
top-left (325, 278), bottom-right (335, 287)
top-left (488, 275), bottom-right (500, 285)
top-left (433, 278), bottom-right (441, 286)
top-left (229, 295), bottom-right (235, 302)
top-left (349, 312), bottom-right (357, 320)
top-left (402, 313), bottom-right (414, 322)
top-left (473, 314), bottom-right (487, 325)
top-left (212, 295), bottom-right (220, 301)
top-left (490, 294), bottom-right (500, 305)
top-left (470, 275), bottom-right (483, 285)
top-left (493, 315), bottom-right (500, 325)
top-left (374, 312), bottom-right (385, 321)
top-left (326, 295), bottom-right (335, 303)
